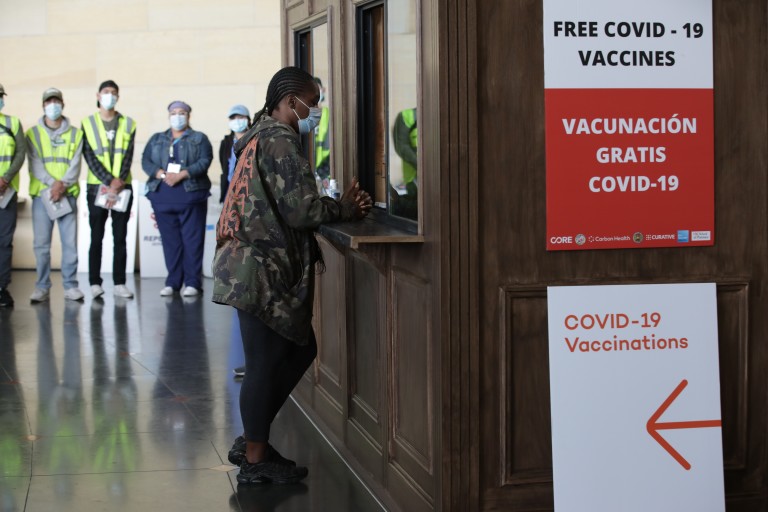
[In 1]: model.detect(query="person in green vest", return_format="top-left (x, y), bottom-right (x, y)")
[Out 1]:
top-left (26, 88), bottom-right (84, 303)
top-left (313, 77), bottom-right (331, 184)
top-left (81, 80), bottom-right (137, 300)
top-left (391, 107), bottom-right (418, 219)
top-left (0, 83), bottom-right (27, 308)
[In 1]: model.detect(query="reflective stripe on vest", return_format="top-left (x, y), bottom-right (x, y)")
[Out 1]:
top-left (83, 114), bottom-right (135, 185)
top-left (27, 125), bottom-right (81, 197)
top-left (0, 114), bottom-right (21, 192)
top-left (314, 107), bottom-right (330, 171)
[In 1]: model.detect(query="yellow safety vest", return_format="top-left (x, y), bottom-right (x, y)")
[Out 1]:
top-left (0, 114), bottom-right (21, 192)
top-left (26, 124), bottom-right (82, 197)
top-left (314, 107), bottom-right (330, 171)
top-left (400, 108), bottom-right (418, 184)
top-left (82, 113), bottom-right (135, 185)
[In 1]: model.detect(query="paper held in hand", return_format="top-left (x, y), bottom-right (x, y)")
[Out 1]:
top-left (95, 185), bottom-right (132, 212)
top-left (41, 188), bottom-right (73, 220)
top-left (0, 187), bottom-right (15, 209)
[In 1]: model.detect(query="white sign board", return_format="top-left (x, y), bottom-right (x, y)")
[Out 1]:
top-left (547, 283), bottom-right (724, 512)
top-left (137, 183), bottom-right (166, 278)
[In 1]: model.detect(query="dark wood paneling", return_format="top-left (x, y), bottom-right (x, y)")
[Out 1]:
top-left (717, 283), bottom-right (749, 471)
top-left (390, 267), bottom-right (434, 497)
top-left (349, 253), bottom-right (386, 448)
top-left (312, 237), bottom-right (346, 436)
top-left (317, 238), bottom-right (345, 408)
top-left (347, 251), bottom-right (387, 481)
top-left (499, 288), bottom-right (552, 487)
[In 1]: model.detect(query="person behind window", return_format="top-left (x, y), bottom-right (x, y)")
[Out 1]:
top-left (312, 77), bottom-right (331, 185)
top-left (212, 66), bottom-right (372, 485)
top-left (0, 83), bottom-right (27, 308)
top-left (26, 88), bottom-right (84, 303)
top-left (391, 107), bottom-right (418, 218)
top-left (142, 101), bottom-right (213, 297)
top-left (218, 104), bottom-right (251, 203)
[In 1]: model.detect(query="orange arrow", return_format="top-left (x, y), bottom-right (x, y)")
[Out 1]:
top-left (646, 379), bottom-right (722, 470)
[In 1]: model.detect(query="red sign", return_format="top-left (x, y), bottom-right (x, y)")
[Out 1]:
top-left (544, 1), bottom-right (714, 251)
top-left (546, 88), bottom-right (714, 250)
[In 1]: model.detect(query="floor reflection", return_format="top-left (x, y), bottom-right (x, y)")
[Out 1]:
top-left (0, 308), bottom-right (28, 511)
top-left (90, 299), bottom-right (139, 502)
top-left (0, 272), bottom-right (385, 512)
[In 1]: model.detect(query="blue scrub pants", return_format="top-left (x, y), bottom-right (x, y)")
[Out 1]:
top-left (151, 200), bottom-right (207, 291)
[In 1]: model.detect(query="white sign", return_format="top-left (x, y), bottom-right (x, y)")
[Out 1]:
top-left (547, 283), bottom-right (724, 512)
top-left (544, 0), bottom-right (713, 89)
top-left (202, 186), bottom-right (221, 278)
top-left (137, 183), bottom-right (166, 278)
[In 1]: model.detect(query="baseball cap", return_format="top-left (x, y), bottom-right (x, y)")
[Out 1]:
top-left (98, 80), bottom-right (119, 93)
top-left (0, 84), bottom-right (6, 96)
top-left (228, 104), bottom-right (250, 118)
top-left (42, 88), bottom-right (64, 103)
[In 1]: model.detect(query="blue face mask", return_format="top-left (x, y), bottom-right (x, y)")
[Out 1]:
top-left (293, 97), bottom-right (322, 135)
top-left (170, 114), bottom-right (187, 131)
top-left (228, 118), bottom-right (248, 134)
top-left (0, 98), bottom-right (4, 112)
top-left (44, 103), bottom-right (63, 121)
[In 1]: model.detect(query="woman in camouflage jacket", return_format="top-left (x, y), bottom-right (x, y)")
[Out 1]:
top-left (212, 67), bottom-right (372, 485)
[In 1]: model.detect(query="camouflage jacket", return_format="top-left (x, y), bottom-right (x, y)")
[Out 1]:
top-left (212, 115), bottom-right (355, 344)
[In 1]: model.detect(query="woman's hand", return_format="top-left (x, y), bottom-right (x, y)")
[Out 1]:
top-left (164, 170), bottom-right (189, 187)
top-left (340, 177), bottom-right (373, 220)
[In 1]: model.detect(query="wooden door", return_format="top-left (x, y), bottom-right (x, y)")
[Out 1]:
top-left (472, 1), bottom-right (768, 510)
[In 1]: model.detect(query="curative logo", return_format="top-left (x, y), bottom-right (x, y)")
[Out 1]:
top-left (691, 231), bottom-right (711, 241)
top-left (677, 230), bottom-right (690, 243)
top-left (575, 234), bottom-right (586, 245)
top-left (633, 232), bottom-right (644, 244)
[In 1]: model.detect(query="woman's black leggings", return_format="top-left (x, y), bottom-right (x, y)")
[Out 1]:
top-left (237, 309), bottom-right (317, 442)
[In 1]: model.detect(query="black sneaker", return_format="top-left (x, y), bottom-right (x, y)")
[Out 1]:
top-left (233, 366), bottom-right (245, 379)
top-left (228, 436), bottom-right (246, 465)
top-left (228, 437), bottom-right (296, 467)
top-left (0, 289), bottom-right (13, 308)
top-left (236, 460), bottom-right (308, 485)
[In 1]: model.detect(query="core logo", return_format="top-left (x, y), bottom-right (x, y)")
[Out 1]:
top-left (551, 236), bottom-right (573, 244)
top-left (575, 234), bottom-right (586, 246)
top-left (633, 232), bottom-right (644, 244)
top-left (691, 231), bottom-right (711, 241)
top-left (677, 230), bottom-right (690, 243)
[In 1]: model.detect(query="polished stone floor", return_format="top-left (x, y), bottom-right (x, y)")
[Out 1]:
top-left (0, 271), bottom-right (385, 512)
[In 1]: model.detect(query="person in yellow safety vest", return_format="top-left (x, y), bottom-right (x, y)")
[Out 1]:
top-left (26, 87), bottom-right (84, 303)
top-left (312, 78), bottom-right (331, 183)
top-left (0, 83), bottom-right (27, 308)
top-left (391, 108), bottom-right (418, 219)
top-left (81, 80), bottom-right (137, 300)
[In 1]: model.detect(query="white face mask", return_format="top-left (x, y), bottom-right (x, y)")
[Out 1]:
top-left (170, 114), bottom-right (187, 131)
top-left (229, 118), bottom-right (248, 134)
top-left (100, 93), bottom-right (117, 110)
top-left (44, 103), bottom-right (63, 121)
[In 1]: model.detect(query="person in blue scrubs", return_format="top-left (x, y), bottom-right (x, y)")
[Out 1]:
top-left (142, 101), bottom-right (213, 297)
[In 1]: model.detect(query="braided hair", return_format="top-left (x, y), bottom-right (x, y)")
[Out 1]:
top-left (253, 66), bottom-right (316, 123)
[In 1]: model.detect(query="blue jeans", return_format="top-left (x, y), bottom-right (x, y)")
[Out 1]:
top-left (32, 195), bottom-right (79, 290)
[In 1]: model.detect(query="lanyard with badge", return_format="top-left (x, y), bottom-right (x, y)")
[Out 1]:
top-left (167, 137), bottom-right (181, 174)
